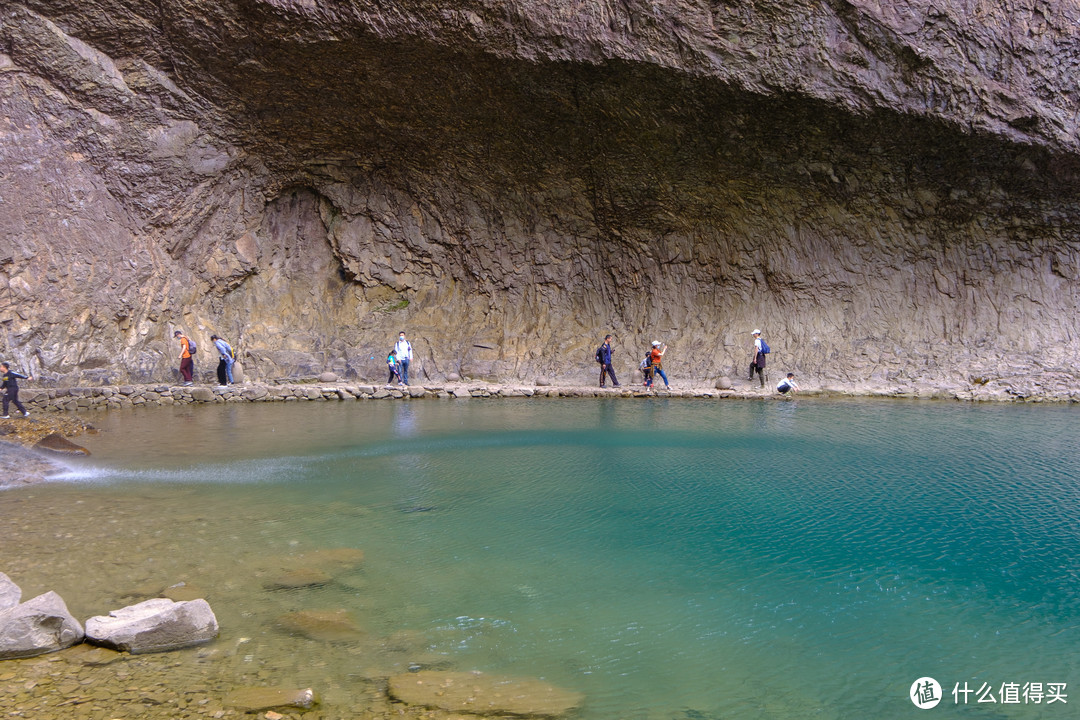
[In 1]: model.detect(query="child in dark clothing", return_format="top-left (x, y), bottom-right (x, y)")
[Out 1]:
top-left (387, 350), bottom-right (401, 385)
top-left (1, 362), bottom-right (33, 418)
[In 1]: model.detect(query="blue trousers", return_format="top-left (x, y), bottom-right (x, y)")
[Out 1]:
top-left (399, 358), bottom-right (410, 385)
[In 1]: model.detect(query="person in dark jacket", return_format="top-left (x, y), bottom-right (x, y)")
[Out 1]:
top-left (597, 335), bottom-right (620, 388)
top-left (748, 329), bottom-right (767, 387)
top-left (0, 362), bottom-right (33, 418)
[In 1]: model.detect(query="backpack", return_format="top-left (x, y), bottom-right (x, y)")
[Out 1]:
top-left (187, 338), bottom-right (197, 354)
top-left (760, 339), bottom-right (770, 354)
top-left (594, 346), bottom-right (604, 364)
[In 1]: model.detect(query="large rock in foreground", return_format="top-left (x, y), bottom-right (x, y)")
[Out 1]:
top-left (387, 670), bottom-right (583, 717)
top-left (85, 598), bottom-right (218, 654)
top-left (0, 591), bottom-right (85, 660)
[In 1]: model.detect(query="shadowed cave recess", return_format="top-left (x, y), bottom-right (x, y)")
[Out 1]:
top-left (2, 0), bottom-right (1079, 396)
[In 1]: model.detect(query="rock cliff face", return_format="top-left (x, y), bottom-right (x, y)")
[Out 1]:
top-left (2, 0), bottom-right (1079, 396)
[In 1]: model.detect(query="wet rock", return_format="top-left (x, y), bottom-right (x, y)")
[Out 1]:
top-left (387, 670), bottom-right (583, 717)
top-left (85, 597), bottom-right (219, 654)
top-left (223, 687), bottom-right (318, 712)
top-left (0, 573), bottom-right (20, 611)
top-left (189, 387), bottom-right (215, 402)
top-left (32, 433), bottom-right (91, 456)
top-left (0, 591), bottom-right (85, 660)
top-left (276, 609), bottom-right (365, 643)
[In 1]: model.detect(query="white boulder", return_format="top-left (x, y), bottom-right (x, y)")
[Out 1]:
top-left (85, 597), bottom-right (218, 654)
top-left (0, 591), bottom-right (85, 659)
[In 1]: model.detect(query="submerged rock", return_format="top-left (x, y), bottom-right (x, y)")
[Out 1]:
top-left (160, 582), bottom-right (210, 603)
top-left (263, 568), bottom-right (332, 590)
top-left (387, 670), bottom-right (584, 717)
top-left (85, 598), bottom-right (218, 654)
top-left (61, 643), bottom-right (125, 666)
top-left (223, 687), bottom-right (318, 712)
top-left (276, 609), bottom-right (365, 643)
top-left (0, 591), bottom-right (85, 660)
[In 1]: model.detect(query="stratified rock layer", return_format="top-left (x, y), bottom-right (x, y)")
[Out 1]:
top-left (1, 1), bottom-right (1079, 395)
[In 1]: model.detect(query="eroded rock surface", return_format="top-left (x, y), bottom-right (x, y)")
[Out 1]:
top-left (1, 1), bottom-right (1079, 396)
top-left (0, 591), bottom-right (85, 660)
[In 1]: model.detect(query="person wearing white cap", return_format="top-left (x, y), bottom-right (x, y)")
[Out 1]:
top-left (748, 329), bottom-right (767, 387)
top-left (648, 341), bottom-right (669, 389)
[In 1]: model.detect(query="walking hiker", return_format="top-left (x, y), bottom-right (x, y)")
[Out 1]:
top-left (386, 349), bottom-right (401, 386)
top-left (748, 329), bottom-right (768, 388)
top-left (596, 335), bottom-right (620, 388)
top-left (649, 341), bottom-right (669, 389)
top-left (174, 330), bottom-right (195, 385)
top-left (0, 362), bottom-right (33, 418)
top-left (210, 335), bottom-right (235, 386)
top-left (393, 331), bottom-right (413, 386)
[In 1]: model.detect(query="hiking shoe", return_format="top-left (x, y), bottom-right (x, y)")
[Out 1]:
top-left (21, 412), bottom-right (29, 418)
top-left (0, 416), bottom-right (8, 419)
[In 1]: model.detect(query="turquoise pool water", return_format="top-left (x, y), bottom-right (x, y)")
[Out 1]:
top-left (7, 398), bottom-right (1080, 718)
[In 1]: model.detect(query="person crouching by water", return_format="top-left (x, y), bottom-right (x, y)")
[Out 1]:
top-left (174, 330), bottom-right (194, 386)
top-left (597, 335), bottom-right (620, 388)
top-left (210, 335), bottom-right (235, 387)
top-left (649, 341), bottom-right (669, 389)
top-left (776, 372), bottom-right (799, 395)
top-left (0, 362), bottom-right (33, 418)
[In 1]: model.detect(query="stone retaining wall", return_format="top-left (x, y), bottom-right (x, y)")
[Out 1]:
top-left (18, 383), bottom-right (743, 413)
top-left (18, 376), bottom-right (1076, 412)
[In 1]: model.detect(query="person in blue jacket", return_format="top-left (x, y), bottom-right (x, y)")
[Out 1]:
top-left (0, 362), bottom-right (33, 418)
top-left (597, 335), bottom-right (620, 388)
top-left (210, 335), bottom-right (235, 386)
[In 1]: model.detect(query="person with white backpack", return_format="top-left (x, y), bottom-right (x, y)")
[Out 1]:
top-left (748, 329), bottom-right (769, 388)
top-left (393, 331), bottom-right (413, 386)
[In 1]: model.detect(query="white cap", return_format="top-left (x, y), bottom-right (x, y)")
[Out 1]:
top-left (752, 329), bottom-right (761, 335)
top-left (651, 341), bottom-right (661, 346)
